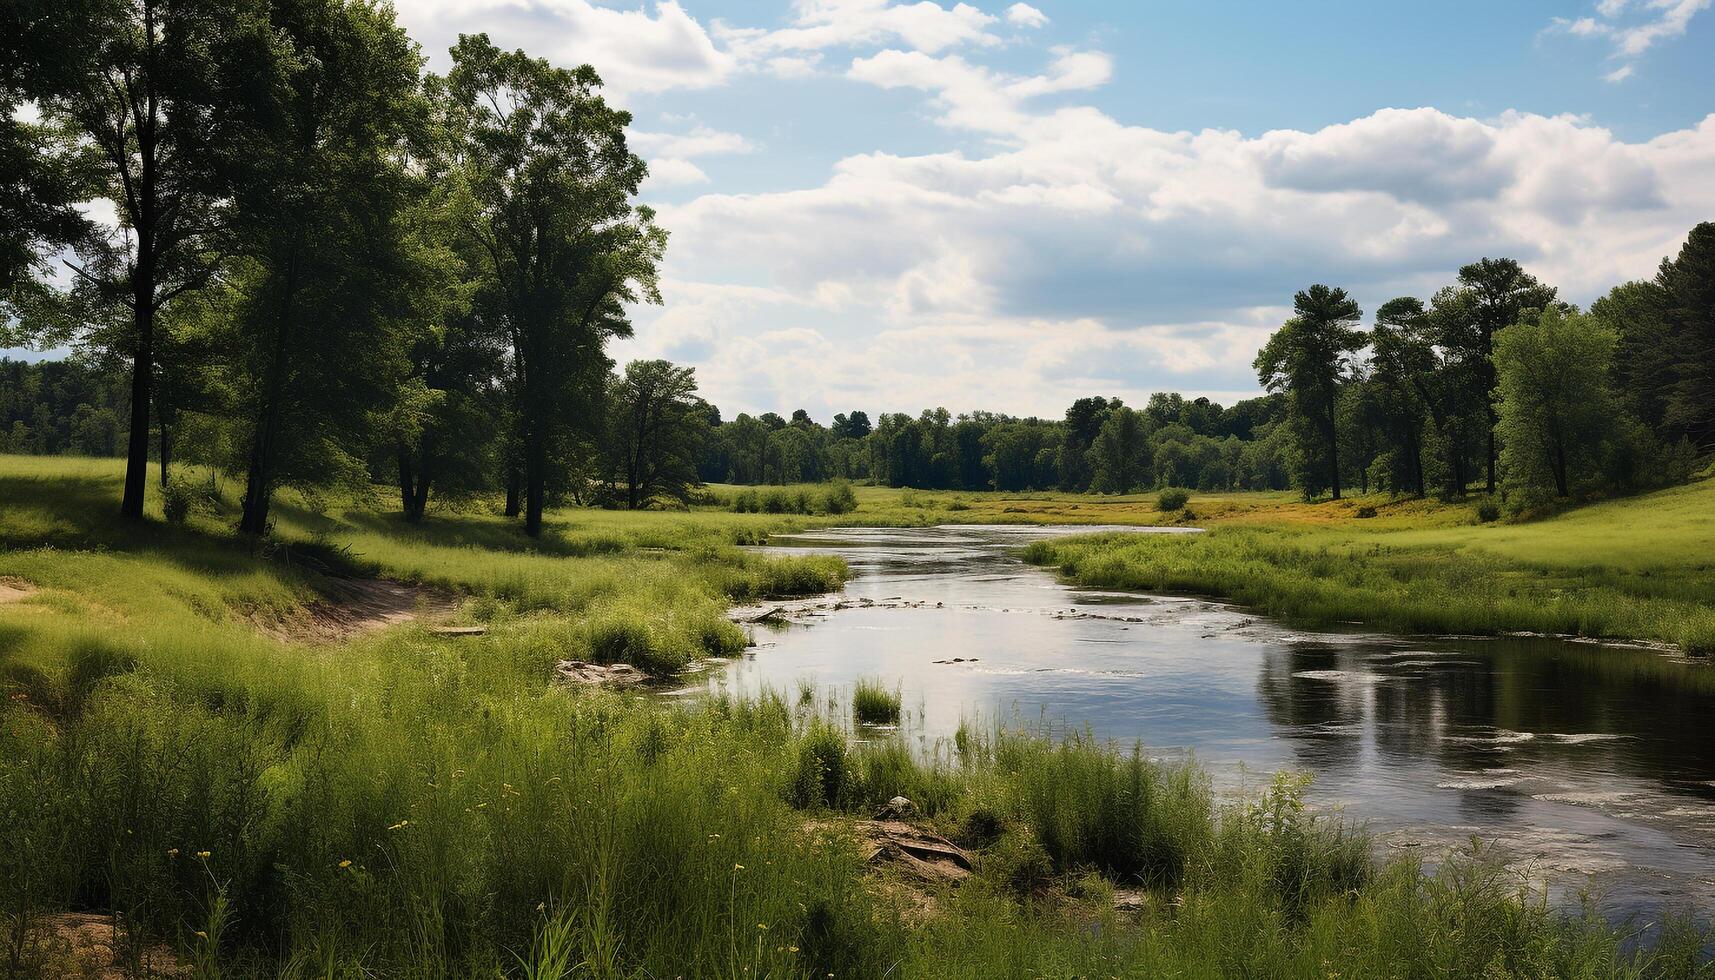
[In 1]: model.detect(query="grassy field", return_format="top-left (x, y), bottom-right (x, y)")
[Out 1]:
top-left (2, 455), bottom-right (1712, 977)
top-left (1018, 475), bottom-right (1715, 654)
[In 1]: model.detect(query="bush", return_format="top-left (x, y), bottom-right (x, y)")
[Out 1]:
top-left (1157, 487), bottom-right (1190, 511)
top-left (161, 478), bottom-right (201, 525)
top-left (761, 489), bottom-right (792, 514)
top-left (852, 678), bottom-right (901, 725)
top-left (1475, 498), bottom-right (1501, 523)
top-left (731, 488), bottom-right (760, 513)
top-left (1355, 505), bottom-right (1377, 519)
top-left (822, 480), bottom-right (858, 515)
top-left (983, 826), bottom-right (1053, 896)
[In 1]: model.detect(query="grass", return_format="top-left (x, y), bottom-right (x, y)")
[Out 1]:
top-left (851, 677), bottom-right (902, 725)
top-left (1024, 475), bottom-right (1715, 654)
top-left (1, 454), bottom-right (1712, 976)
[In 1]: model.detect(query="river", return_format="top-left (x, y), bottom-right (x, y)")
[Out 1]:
top-left (706, 524), bottom-right (1715, 920)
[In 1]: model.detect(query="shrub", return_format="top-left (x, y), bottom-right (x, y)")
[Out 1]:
top-left (984, 826), bottom-right (1053, 896)
top-left (1355, 505), bottom-right (1377, 519)
top-left (822, 480), bottom-right (858, 515)
top-left (1157, 487), bottom-right (1190, 511)
top-left (732, 488), bottom-right (760, 513)
top-left (161, 479), bottom-right (200, 525)
top-left (761, 489), bottom-right (792, 514)
top-left (1475, 498), bottom-right (1501, 523)
top-left (852, 678), bottom-right (901, 725)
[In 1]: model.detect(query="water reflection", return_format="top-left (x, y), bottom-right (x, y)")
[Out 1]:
top-left (707, 524), bottom-right (1715, 917)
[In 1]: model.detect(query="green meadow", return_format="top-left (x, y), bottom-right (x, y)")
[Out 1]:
top-left (2, 455), bottom-right (1713, 977)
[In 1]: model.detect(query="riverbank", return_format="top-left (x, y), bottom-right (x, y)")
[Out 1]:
top-left (1019, 475), bottom-right (1715, 655)
top-left (1, 454), bottom-right (1710, 975)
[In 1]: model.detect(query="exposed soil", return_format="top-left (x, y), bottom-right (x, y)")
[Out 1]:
top-left (252, 578), bottom-right (455, 644)
top-left (0, 576), bottom-right (37, 604)
top-left (18, 912), bottom-right (187, 979)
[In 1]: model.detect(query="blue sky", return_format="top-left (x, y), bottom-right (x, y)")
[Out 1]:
top-left (14, 0), bottom-right (1715, 420)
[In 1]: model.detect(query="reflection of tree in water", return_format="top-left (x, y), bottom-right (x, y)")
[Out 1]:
top-left (1259, 633), bottom-right (1715, 809)
top-left (1255, 641), bottom-right (1366, 770)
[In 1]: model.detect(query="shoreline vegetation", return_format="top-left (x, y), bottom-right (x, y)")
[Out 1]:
top-left (3, 455), bottom-right (1715, 976)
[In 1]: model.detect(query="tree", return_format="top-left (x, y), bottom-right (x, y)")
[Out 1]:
top-left (1057, 395), bottom-right (1114, 491)
top-left (1656, 222), bottom-right (1715, 450)
top-left (1254, 285), bottom-right (1365, 499)
top-left (229, 0), bottom-right (424, 535)
top-left (1493, 307), bottom-right (1619, 500)
top-left (436, 35), bottom-right (664, 536)
top-left (1452, 258), bottom-right (1557, 493)
top-left (1367, 297), bottom-right (1432, 496)
top-left (44, 0), bottom-right (262, 521)
top-left (0, 0), bottom-right (94, 305)
top-left (604, 359), bottom-right (705, 508)
top-left (831, 410), bottom-right (871, 440)
top-left (1089, 406), bottom-right (1148, 493)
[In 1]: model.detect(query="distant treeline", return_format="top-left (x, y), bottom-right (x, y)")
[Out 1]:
top-left (696, 393), bottom-right (1290, 494)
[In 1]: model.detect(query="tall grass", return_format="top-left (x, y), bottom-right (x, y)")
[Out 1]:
top-left (1024, 501), bottom-right (1715, 654)
top-left (851, 677), bottom-right (902, 724)
top-left (2, 456), bottom-right (1712, 975)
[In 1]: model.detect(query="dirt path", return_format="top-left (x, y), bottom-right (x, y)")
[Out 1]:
top-left (0, 576), bottom-right (37, 604)
top-left (254, 578), bottom-right (456, 644)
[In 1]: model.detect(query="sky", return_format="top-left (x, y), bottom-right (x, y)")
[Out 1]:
top-left (12, 0), bottom-right (1715, 421)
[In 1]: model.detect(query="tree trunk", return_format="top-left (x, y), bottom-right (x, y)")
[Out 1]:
top-left (239, 421), bottom-right (275, 536)
top-left (121, 277), bottom-right (154, 520)
top-left (504, 464), bottom-right (521, 517)
top-left (1411, 432), bottom-right (1426, 497)
top-left (1486, 423), bottom-right (1497, 495)
top-left (397, 445), bottom-right (416, 519)
top-left (1326, 403), bottom-right (1342, 501)
top-left (158, 408), bottom-right (171, 487)
top-left (524, 419), bottom-right (545, 537)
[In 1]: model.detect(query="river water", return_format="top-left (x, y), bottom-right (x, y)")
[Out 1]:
top-left (707, 524), bottom-right (1715, 919)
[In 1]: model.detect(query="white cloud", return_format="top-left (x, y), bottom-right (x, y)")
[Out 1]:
top-left (1005, 3), bottom-right (1048, 28)
top-left (726, 0), bottom-right (1002, 56)
top-left (631, 92), bottom-right (1715, 417)
top-left (1548, 0), bottom-right (1710, 80)
top-left (393, 0), bottom-right (736, 93)
top-left (632, 125), bottom-right (756, 158)
top-left (643, 158), bottom-right (712, 188)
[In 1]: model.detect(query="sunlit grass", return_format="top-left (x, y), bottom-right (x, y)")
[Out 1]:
top-left (2, 454), bottom-right (1712, 975)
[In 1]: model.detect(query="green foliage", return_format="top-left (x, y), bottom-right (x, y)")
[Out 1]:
top-left (1494, 307), bottom-right (1622, 503)
top-left (1255, 285), bottom-right (1367, 499)
top-left (1156, 487), bottom-right (1190, 511)
top-left (851, 678), bottom-right (901, 725)
top-left (821, 479), bottom-right (858, 515)
top-left (1025, 477), bottom-right (1715, 653)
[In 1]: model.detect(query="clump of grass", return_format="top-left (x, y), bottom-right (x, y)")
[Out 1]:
top-left (851, 678), bottom-right (901, 725)
top-left (1156, 487), bottom-right (1190, 512)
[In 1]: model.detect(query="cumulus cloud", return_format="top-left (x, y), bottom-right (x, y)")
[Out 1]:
top-left (628, 86), bottom-right (1715, 416)
top-left (395, 0), bottom-right (736, 93)
top-left (1548, 0), bottom-right (1710, 81)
